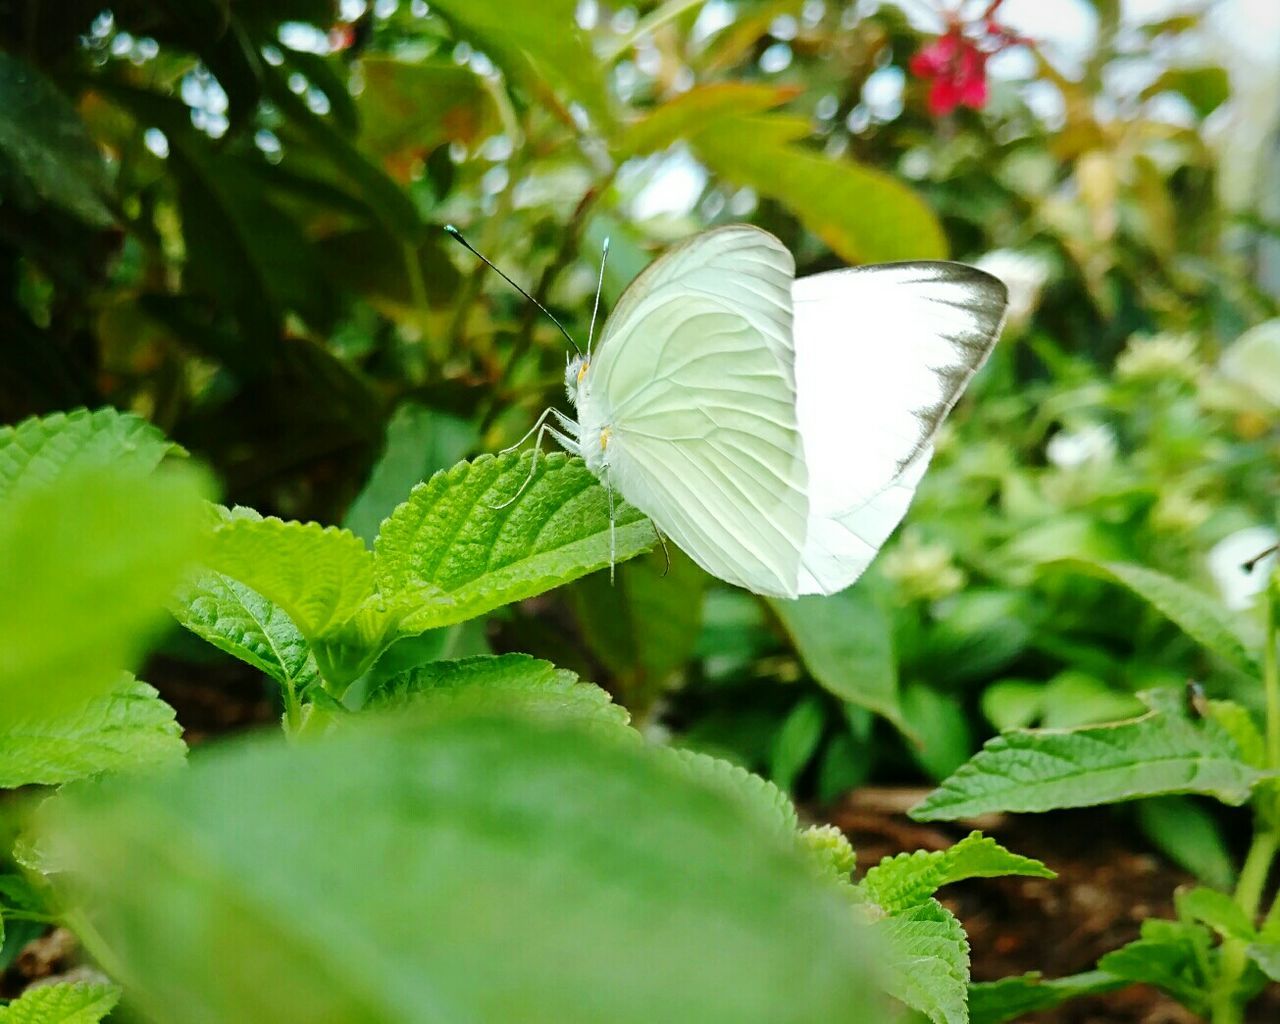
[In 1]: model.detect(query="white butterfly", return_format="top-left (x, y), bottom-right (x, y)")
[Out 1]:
top-left (516, 225), bottom-right (1007, 598)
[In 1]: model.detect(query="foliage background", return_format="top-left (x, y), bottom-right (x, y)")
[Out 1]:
top-left (3, 0), bottom-right (1279, 811)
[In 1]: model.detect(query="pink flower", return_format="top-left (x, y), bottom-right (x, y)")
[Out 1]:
top-left (909, 3), bottom-right (1026, 117)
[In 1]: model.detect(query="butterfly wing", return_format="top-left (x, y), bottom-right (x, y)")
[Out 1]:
top-left (582, 226), bottom-right (809, 597)
top-left (793, 261), bottom-right (1008, 595)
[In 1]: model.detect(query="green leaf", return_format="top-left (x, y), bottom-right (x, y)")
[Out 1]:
top-left (1096, 919), bottom-right (1211, 1012)
top-left (368, 653), bottom-right (630, 730)
top-left (692, 118), bottom-right (947, 262)
top-left (800, 824), bottom-right (857, 882)
top-left (42, 714), bottom-right (880, 1024)
top-left (1143, 66), bottom-right (1230, 118)
top-left (1, 465), bottom-right (209, 725)
top-left (768, 696), bottom-right (826, 792)
top-left (206, 517), bottom-right (379, 642)
top-left (616, 83), bottom-right (798, 159)
top-left (0, 981), bottom-right (120, 1024)
top-left (859, 831), bottom-right (1054, 913)
top-left (0, 674), bottom-right (184, 789)
top-left (0, 54), bottom-right (113, 225)
top-left (873, 899), bottom-right (968, 1024)
top-left (569, 548), bottom-right (706, 712)
top-left (428, 0), bottom-right (612, 133)
top-left (968, 971), bottom-right (1126, 1024)
top-left (771, 586), bottom-right (909, 735)
top-left (912, 689), bottom-right (1268, 821)
top-left (665, 747), bottom-right (800, 840)
top-left (0, 407), bottom-right (183, 504)
top-left (171, 571), bottom-right (321, 695)
top-left (1175, 886), bottom-right (1255, 941)
top-left (355, 58), bottom-right (496, 174)
top-left (375, 452), bottom-right (653, 633)
top-left (980, 680), bottom-right (1043, 732)
top-left (1245, 941), bottom-right (1280, 982)
top-left (902, 683), bottom-right (973, 782)
top-left (344, 404), bottom-right (478, 546)
top-left (1137, 797), bottom-right (1237, 890)
top-left (1053, 560), bottom-right (1258, 676)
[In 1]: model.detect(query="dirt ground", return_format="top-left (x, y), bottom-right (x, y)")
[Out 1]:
top-left (831, 788), bottom-right (1280, 1023)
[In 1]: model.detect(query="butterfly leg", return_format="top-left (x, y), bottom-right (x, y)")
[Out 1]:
top-left (651, 521), bottom-right (671, 578)
top-left (490, 418), bottom-right (554, 510)
top-left (499, 406), bottom-right (555, 455)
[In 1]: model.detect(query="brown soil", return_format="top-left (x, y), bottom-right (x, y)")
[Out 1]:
top-left (829, 787), bottom-right (1280, 1023)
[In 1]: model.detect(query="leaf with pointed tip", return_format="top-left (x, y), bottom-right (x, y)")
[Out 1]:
top-left (0, 980), bottom-right (120, 1023)
top-left (912, 689), bottom-right (1268, 821)
top-left (375, 452), bottom-right (652, 633)
top-left (171, 571), bottom-right (320, 695)
top-left (859, 831), bottom-right (1054, 912)
top-left (0, 407), bottom-right (182, 503)
top-left (0, 674), bottom-right (184, 788)
top-left (873, 899), bottom-right (969, 1024)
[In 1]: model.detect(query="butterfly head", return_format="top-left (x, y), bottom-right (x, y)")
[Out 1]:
top-left (565, 354), bottom-right (589, 404)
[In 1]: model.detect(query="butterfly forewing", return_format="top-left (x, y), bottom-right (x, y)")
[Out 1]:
top-left (579, 226), bottom-right (810, 597)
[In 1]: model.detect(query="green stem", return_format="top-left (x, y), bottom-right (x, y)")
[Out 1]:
top-left (1264, 582), bottom-right (1279, 769)
top-left (1235, 826), bottom-right (1279, 920)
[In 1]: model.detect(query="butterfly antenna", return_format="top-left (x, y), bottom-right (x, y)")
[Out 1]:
top-left (1243, 544), bottom-right (1279, 573)
top-left (586, 236), bottom-right (610, 361)
top-left (444, 224), bottom-right (582, 356)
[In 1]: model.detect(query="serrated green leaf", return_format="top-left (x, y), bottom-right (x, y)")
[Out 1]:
top-left (874, 899), bottom-right (969, 1024)
top-left (0, 54), bottom-right (114, 226)
top-left (859, 831), bottom-right (1053, 912)
top-left (0, 674), bottom-right (184, 788)
top-left (42, 713), bottom-right (879, 1024)
top-left (205, 518), bottom-right (379, 641)
top-left (801, 824), bottom-right (857, 881)
top-left (0, 407), bottom-right (182, 504)
top-left (1054, 560), bottom-right (1258, 676)
top-left (692, 119), bottom-right (947, 263)
top-left (0, 981), bottom-right (120, 1024)
top-left (367, 653), bottom-right (630, 730)
top-left (375, 452), bottom-right (652, 633)
top-left (1096, 919), bottom-right (1211, 1012)
top-left (968, 970), bottom-right (1126, 1024)
top-left (1, 465), bottom-right (209, 725)
top-left (770, 586), bottom-right (909, 735)
top-left (912, 689), bottom-right (1267, 821)
top-left (171, 571), bottom-right (321, 695)
top-left (665, 747), bottom-right (800, 840)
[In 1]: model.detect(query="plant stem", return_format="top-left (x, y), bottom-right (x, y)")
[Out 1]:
top-left (601, 0), bottom-right (708, 63)
top-left (1263, 581), bottom-right (1280, 769)
top-left (1235, 825), bottom-right (1279, 920)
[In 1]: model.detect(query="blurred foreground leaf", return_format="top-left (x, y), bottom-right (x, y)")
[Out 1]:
top-left (42, 713), bottom-right (881, 1024)
top-left (0, 465), bottom-right (209, 725)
